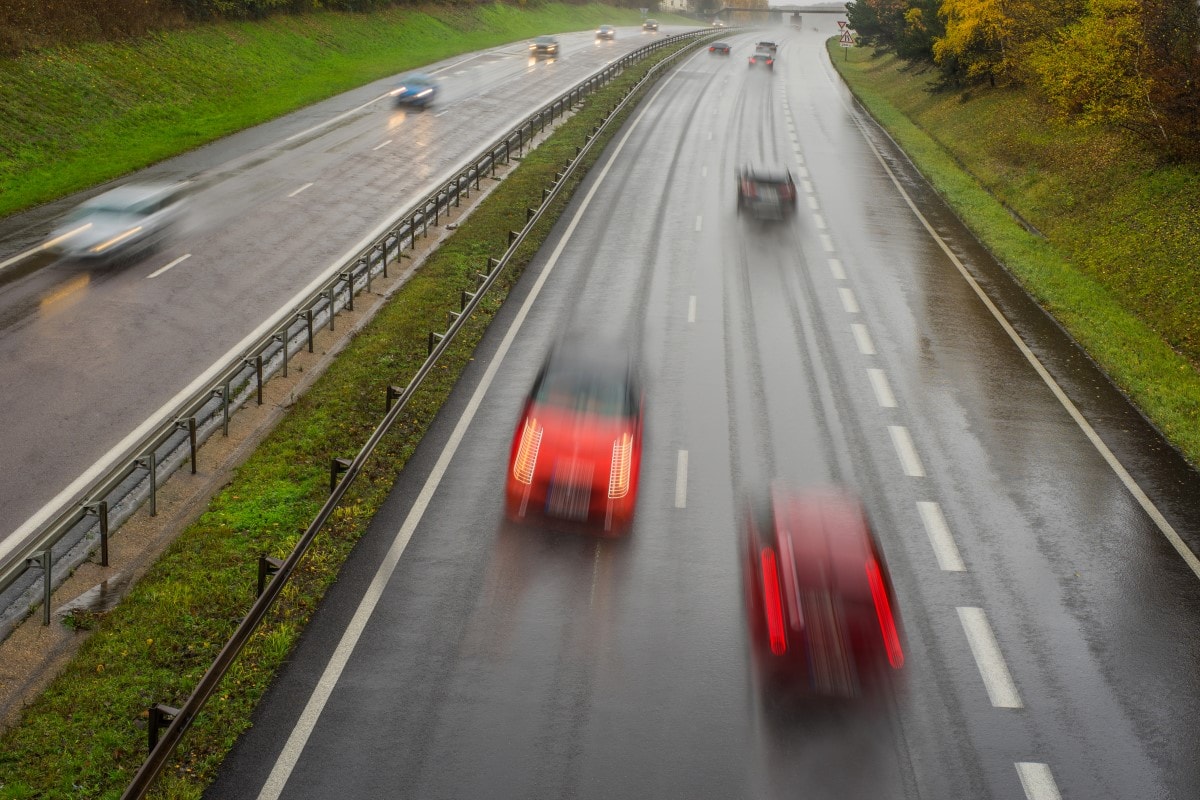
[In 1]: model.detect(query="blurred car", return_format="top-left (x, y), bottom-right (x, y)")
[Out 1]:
top-left (390, 72), bottom-right (438, 108)
top-left (642, 18), bottom-right (659, 31)
top-left (757, 40), bottom-right (778, 53)
top-left (711, 19), bottom-right (726, 27)
top-left (596, 24), bottom-right (616, 40)
top-left (736, 166), bottom-right (797, 220)
top-left (506, 335), bottom-right (644, 535)
top-left (530, 35), bottom-right (560, 57)
top-left (748, 50), bottom-right (775, 69)
top-left (46, 182), bottom-right (189, 263)
top-left (740, 485), bottom-right (904, 698)
top-left (709, 41), bottom-right (732, 55)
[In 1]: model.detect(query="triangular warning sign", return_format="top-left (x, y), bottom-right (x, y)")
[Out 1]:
top-left (839, 30), bottom-right (854, 45)
top-left (837, 20), bottom-right (848, 29)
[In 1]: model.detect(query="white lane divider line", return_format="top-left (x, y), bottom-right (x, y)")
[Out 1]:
top-left (0, 224), bottom-right (93, 271)
top-left (819, 233), bottom-right (834, 252)
top-left (284, 91), bottom-right (391, 142)
top-left (707, 131), bottom-right (713, 141)
top-left (802, 179), bottom-right (814, 194)
top-left (828, 257), bottom-right (845, 280)
top-left (702, 165), bottom-right (708, 178)
top-left (866, 368), bottom-right (897, 409)
top-left (675, 450), bottom-right (689, 508)
top-left (916, 501), bottom-right (965, 571)
top-left (958, 606), bottom-right (1023, 708)
top-left (797, 166), bottom-right (810, 178)
top-left (888, 425), bottom-right (926, 477)
top-left (694, 215), bottom-right (702, 232)
top-left (807, 196), bottom-right (819, 210)
top-left (813, 213), bottom-right (827, 230)
top-left (1016, 762), bottom-right (1063, 800)
top-left (372, 139), bottom-right (393, 151)
top-left (688, 295), bottom-right (697, 323)
top-left (839, 287), bottom-right (859, 314)
top-left (147, 253), bottom-right (191, 279)
top-left (851, 323), bottom-right (876, 355)
top-left (287, 182), bottom-right (314, 198)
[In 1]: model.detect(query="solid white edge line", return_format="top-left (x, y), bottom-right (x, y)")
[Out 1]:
top-left (851, 323), bottom-right (876, 355)
top-left (284, 92), bottom-right (392, 142)
top-left (147, 253), bottom-right (191, 279)
top-left (0, 224), bottom-right (91, 271)
top-left (838, 287), bottom-right (859, 314)
top-left (286, 182), bottom-right (314, 198)
top-left (254, 51), bottom-right (701, 800)
top-left (888, 425), bottom-right (925, 477)
top-left (916, 500), bottom-right (965, 571)
top-left (957, 606), bottom-right (1023, 708)
top-left (675, 450), bottom-right (688, 509)
top-left (1015, 762), bottom-right (1063, 800)
top-left (688, 295), bottom-right (696, 323)
top-left (866, 367), bottom-right (897, 409)
top-left (840, 72), bottom-right (1200, 581)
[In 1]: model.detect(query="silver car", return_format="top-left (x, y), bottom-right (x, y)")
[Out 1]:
top-left (47, 182), bottom-right (190, 262)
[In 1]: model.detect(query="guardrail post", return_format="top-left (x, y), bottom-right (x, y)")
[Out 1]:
top-left (148, 704), bottom-right (180, 751)
top-left (379, 239), bottom-right (388, 278)
top-left (136, 452), bottom-right (158, 516)
top-left (488, 257), bottom-right (500, 274)
top-left (362, 257), bottom-right (373, 295)
top-left (300, 309), bottom-right (314, 353)
top-left (246, 355), bottom-right (263, 405)
top-left (326, 288), bottom-right (337, 331)
top-left (257, 555), bottom-right (283, 598)
top-left (84, 500), bottom-right (109, 567)
top-left (27, 550), bottom-right (51, 625)
top-left (339, 272), bottom-right (354, 312)
top-left (212, 383), bottom-right (230, 435)
top-left (274, 329), bottom-right (289, 378)
top-left (176, 417), bottom-right (197, 474)
top-left (447, 311), bottom-right (461, 330)
top-left (330, 457), bottom-right (352, 493)
top-left (385, 385), bottom-right (403, 413)
top-left (508, 230), bottom-right (519, 246)
top-left (428, 331), bottom-right (444, 355)
top-left (460, 290), bottom-right (475, 312)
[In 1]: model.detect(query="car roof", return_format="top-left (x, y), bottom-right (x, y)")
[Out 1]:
top-left (535, 35), bottom-right (557, 41)
top-left (742, 166), bottom-right (791, 182)
top-left (79, 182), bottom-right (186, 210)
top-left (712, 41), bottom-right (729, 46)
top-left (404, 72), bottom-right (435, 82)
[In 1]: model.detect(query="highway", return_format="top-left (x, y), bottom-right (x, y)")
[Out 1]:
top-left (201, 19), bottom-right (1200, 800)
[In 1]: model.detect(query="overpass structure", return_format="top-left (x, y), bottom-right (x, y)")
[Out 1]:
top-left (711, 3), bottom-right (845, 25)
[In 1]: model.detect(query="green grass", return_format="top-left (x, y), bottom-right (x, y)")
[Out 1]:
top-left (0, 36), bottom-right (701, 800)
top-left (830, 42), bottom-right (1200, 464)
top-left (0, 3), bottom-right (693, 219)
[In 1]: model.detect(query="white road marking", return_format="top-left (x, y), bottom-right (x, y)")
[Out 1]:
top-left (694, 215), bottom-right (702, 232)
top-left (828, 257), bottom-right (845, 280)
top-left (675, 450), bottom-right (689, 508)
top-left (867, 367), bottom-right (897, 408)
top-left (851, 323), bottom-right (875, 355)
top-left (916, 501), bottom-right (965, 571)
top-left (435, 108), bottom-right (454, 117)
top-left (1016, 762), bottom-right (1063, 800)
top-left (251, 54), bottom-right (705, 800)
top-left (707, 131), bottom-right (712, 141)
top-left (958, 607), bottom-right (1023, 708)
top-left (688, 295), bottom-right (696, 323)
top-left (802, 179), bottom-right (813, 194)
top-left (889, 425), bottom-right (925, 477)
top-left (812, 213), bottom-right (827, 230)
top-left (0, 224), bottom-right (91, 272)
top-left (846, 83), bottom-right (1200, 581)
top-left (284, 92), bottom-right (392, 142)
top-left (147, 253), bottom-right (191, 279)
top-left (839, 287), bottom-right (859, 313)
top-left (287, 183), bottom-right (314, 198)
top-left (372, 139), bottom-right (393, 151)
top-left (702, 166), bottom-right (708, 178)
top-left (806, 196), bottom-right (819, 210)
top-left (819, 233), bottom-right (834, 252)
top-left (796, 153), bottom-right (805, 165)
top-left (797, 166), bottom-right (809, 178)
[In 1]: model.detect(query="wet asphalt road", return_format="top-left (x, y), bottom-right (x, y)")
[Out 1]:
top-left (200, 20), bottom-right (1200, 800)
top-left (0, 25), bottom-right (689, 555)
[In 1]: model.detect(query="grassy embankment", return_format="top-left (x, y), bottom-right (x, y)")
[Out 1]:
top-left (0, 29), bottom-right (702, 800)
top-left (0, 2), bottom-right (688, 219)
top-left (830, 42), bottom-right (1200, 465)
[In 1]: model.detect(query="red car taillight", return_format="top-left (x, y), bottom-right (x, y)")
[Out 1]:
top-left (512, 417), bottom-right (542, 485)
top-left (742, 180), bottom-right (757, 198)
top-left (866, 558), bottom-right (904, 668)
top-left (761, 548), bottom-right (787, 655)
top-left (608, 432), bottom-right (633, 499)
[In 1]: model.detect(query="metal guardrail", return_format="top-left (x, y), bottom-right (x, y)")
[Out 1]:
top-left (119, 31), bottom-right (716, 799)
top-left (0, 29), bottom-right (712, 641)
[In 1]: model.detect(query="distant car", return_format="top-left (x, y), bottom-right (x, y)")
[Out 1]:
top-left (596, 24), bottom-right (616, 40)
top-left (711, 19), bottom-right (725, 27)
top-left (757, 40), bottom-right (778, 53)
top-left (46, 182), bottom-right (189, 263)
top-left (748, 50), bottom-right (775, 69)
top-left (506, 335), bottom-right (644, 535)
top-left (740, 485), bottom-right (905, 698)
top-left (642, 18), bottom-right (659, 31)
top-left (737, 166), bottom-right (797, 220)
top-left (530, 35), bottom-right (560, 57)
top-left (390, 72), bottom-right (437, 108)
top-left (709, 41), bottom-right (732, 55)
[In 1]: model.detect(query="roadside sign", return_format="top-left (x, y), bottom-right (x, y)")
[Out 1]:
top-left (837, 20), bottom-right (848, 30)
top-left (839, 30), bottom-right (855, 47)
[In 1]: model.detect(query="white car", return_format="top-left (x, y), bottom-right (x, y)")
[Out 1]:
top-left (47, 182), bottom-right (190, 262)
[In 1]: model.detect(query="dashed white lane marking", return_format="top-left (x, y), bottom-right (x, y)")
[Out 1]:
top-left (707, 131), bottom-right (713, 141)
top-left (839, 287), bottom-right (859, 314)
top-left (813, 213), bottom-right (827, 230)
top-left (916, 501), bottom-right (966, 571)
top-left (287, 182), bottom-right (314, 198)
top-left (851, 323), bottom-right (876, 355)
top-left (819, 233), bottom-right (834, 252)
top-left (702, 166), bottom-right (708, 177)
top-left (1015, 762), bottom-right (1063, 800)
top-left (796, 166), bottom-right (809, 178)
top-left (888, 425), bottom-right (926, 477)
top-left (866, 367), bottom-right (896, 408)
top-left (372, 139), bottom-right (393, 151)
top-left (147, 253), bottom-right (191, 279)
top-left (694, 215), bottom-right (702, 232)
top-left (806, 196), bottom-right (819, 210)
top-left (675, 450), bottom-right (689, 508)
top-left (802, 179), bottom-right (813, 194)
top-left (688, 295), bottom-right (696, 323)
top-left (828, 258), bottom-right (845, 280)
top-left (958, 607), bottom-right (1024, 708)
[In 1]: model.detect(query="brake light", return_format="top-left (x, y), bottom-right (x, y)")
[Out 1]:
top-left (866, 558), bottom-right (904, 668)
top-left (608, 433), bottom-right (633, 498)
top-left (512, 417), bottom-right (542, 484)
top-left (742, 180), bottom-right (757, 198)
top-left (761, 548), bottom-right (787, 655)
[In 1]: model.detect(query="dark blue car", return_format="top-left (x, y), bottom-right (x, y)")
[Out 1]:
top-left (391, 73), bottom-right (438, 108)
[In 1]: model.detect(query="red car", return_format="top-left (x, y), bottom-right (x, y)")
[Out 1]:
top-left (740, 485), bottom-right (904, 698)
top-left (506, 337), bottom-right (644, 534)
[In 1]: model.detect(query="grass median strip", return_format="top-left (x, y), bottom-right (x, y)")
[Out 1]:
top-left (0, 38), bottom-right (699, 800)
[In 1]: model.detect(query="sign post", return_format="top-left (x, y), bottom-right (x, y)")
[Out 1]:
top-left (839, 28), bottom-right (855, 60)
